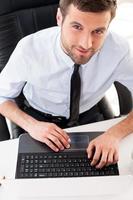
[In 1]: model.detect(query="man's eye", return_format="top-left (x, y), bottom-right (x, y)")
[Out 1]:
top-left (72, 25), bottom-right (82, 30)
top-left (94, 30), bottom-right (105, 35)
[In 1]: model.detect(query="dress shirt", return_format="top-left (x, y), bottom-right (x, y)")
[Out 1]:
top-left (0, 26), bottom-right (133, 118)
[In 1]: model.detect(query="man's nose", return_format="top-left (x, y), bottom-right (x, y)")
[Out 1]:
top-left (79, 34), bottom-right (93, 50)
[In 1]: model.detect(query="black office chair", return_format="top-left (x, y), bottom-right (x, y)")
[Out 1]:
top-left (0, 0), bottom-right (132, 141)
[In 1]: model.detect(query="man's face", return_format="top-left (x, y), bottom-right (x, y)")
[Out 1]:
top-left (57, 4), bottom-right (112, 64)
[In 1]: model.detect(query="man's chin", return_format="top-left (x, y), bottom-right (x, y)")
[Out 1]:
top-left (70, 51), bottom-right (96, 64)
top-left (72, 57), bottom-right (92, 65)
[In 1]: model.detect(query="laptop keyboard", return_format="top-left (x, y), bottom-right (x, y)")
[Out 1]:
top-left (16, 151), bottom-right (119, 178)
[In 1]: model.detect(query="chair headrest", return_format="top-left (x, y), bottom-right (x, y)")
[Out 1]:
top-left (0, 0), bottom-right (59, 15)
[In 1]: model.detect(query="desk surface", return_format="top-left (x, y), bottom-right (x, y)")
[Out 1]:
top-left (0, 116), bottom-right (133, 179)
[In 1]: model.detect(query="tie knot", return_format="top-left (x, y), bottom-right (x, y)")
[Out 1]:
top-left (74, 64), bottom-right (80, 72)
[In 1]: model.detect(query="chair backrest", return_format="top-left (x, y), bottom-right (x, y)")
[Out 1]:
top-left (0, 0), bottom-right (132, 140)
top-left (114, 81), bottom-right (132, 115)
top-left (0, 0), bottom-right (59, 140)
top-left (0, 0), bottom-right (59, 72)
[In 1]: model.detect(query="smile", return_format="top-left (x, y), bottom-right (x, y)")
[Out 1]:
top-left (76, 48), bottom-right (89, 54)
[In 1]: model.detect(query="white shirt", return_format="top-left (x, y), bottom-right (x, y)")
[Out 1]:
top-left (0, 26), bottom-right (133, 118)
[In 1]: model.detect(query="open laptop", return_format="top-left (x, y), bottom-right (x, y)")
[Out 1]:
top-left (13, 132), bottom-right (133, 199)
top-left (15, 131), bottom-right (119, 179)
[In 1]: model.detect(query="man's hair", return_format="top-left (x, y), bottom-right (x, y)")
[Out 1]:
top-left (59, 0), bottom-right (117, 20)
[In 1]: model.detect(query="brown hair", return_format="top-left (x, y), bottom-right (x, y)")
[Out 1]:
top-left (59, 0), bottom-right (117, 20)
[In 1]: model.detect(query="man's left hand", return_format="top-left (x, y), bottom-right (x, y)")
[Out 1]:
top-left (86, 130), bottom-right (120, 168)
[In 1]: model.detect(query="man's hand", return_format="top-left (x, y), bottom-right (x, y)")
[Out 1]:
top-left (28, 121), bottom-right (71, 152)
top-left (0, 100), bottom-right (70, 152)
top-left (86, 130), bottom-right (120, 168)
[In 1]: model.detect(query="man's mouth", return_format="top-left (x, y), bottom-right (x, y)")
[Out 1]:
top-left (76, 48), bottom-right (89, 54)
top-left (76, 47), bottom-right (95, 55)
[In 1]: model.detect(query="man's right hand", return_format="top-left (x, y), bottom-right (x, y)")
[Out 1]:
top-left (0, 101), bottom-right (71, 152)
top-left (28, 121), bottom-right (71, 152)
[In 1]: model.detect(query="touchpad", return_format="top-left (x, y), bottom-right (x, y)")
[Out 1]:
top-left (68, 133), bottom-right (89, 150)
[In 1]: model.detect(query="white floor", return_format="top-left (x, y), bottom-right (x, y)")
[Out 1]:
top-left (105, 0), bottom-right (133, 116)
top-left (110, 0), bottom-right (133, 48)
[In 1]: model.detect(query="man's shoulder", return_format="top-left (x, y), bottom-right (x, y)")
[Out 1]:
top-left (33, 26), bottom-right (60, 40)
top-left (17, 26), bottom-right (60, 49)
top-left (105, 31), bottom-right (129, 53)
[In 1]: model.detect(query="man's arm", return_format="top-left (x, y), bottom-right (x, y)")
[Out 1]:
top-left (87, 112), bottom-right (133, 168)
top-left (0, 100), bottom-right (70, 151)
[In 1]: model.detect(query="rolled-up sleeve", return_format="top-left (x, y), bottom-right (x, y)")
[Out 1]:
top-left (0, 39), bottom-right (28, 104)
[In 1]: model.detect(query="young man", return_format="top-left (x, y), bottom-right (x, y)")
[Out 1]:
top-left (0, 0), bottom-right (133, 168)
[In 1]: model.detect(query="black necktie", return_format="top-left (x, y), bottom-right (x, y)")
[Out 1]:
top-left (67, 64), bottom-right (81, 127)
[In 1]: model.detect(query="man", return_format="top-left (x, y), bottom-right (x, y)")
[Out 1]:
top-left (0, 0), bottom-right (133, 169)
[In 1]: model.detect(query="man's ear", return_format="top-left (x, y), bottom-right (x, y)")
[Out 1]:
top-left (56, 8), bottom-right (63, 26)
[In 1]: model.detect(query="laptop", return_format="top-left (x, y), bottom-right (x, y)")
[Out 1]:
top-left (15, 131), bottom-right (119, 179)
top-left (13, 132), bottom-right (133, 199)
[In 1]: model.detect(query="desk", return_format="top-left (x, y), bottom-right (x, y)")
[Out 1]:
top-left (0, 116), bottom-right (133, 179)
top-left (0, 117), bottom-right (133, 200)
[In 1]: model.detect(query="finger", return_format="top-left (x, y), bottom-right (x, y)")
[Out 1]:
top-left (42, 137), bottom-right (59, 152)
top-left (51, 129), bottom-right (70, 149)
top-left (86, 143), bottom-right (95, 159)
top-left (96, 151), bottom-right (108, 169)
top-left (106, 150), bottom-right (114, 166)
top-left (47, 133), bottom-right (65, 150)
top-left (90, 147), bottom-right (102, 166)
top-left (55, 125), bottom-right (70, 142)
top-left (113, 150), bottom-right (119, 164)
